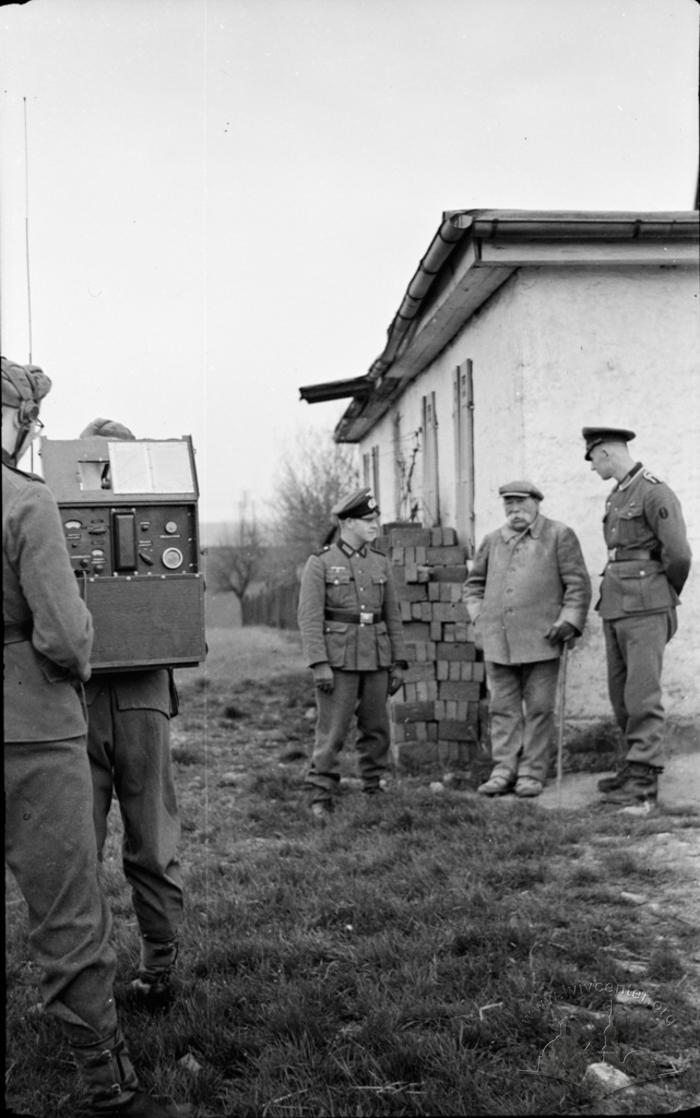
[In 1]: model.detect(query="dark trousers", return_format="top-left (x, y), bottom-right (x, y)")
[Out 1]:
top-left (304, 669), bottom-right (391, 800)
top-left (5, 737), bottom-right (119, 1046)
top-left (603, 610), bottom-right (676, 769)
top-left (87, 687), bottom-right (183, 953)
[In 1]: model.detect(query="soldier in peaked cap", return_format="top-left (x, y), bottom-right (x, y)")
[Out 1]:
top-left (583, 427), bottom-right (692, 810)
top-left (2, 361), bottom-right (190, 1116)
top-left (463, 479), bottom-right (591, 798)
top-left (297, 487), bottom-right (408, 821)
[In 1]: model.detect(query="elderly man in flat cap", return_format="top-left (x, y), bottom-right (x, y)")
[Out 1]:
top-left (463, 481), bottom-right (591, 798)
top-left (2, 361), bottom-right (190, 1116)
top-left (583, 427), bottom-right (692, 808)
top-left (77, 418), bottom-right (185, 1013)
top-left (297, 487), bottom-right (408, 820)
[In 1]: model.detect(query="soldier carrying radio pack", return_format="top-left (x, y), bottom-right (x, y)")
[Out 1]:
top-left (2, 357), bottom-right (190, 1117)
top-left (78, 418), bottom-right (185, 1014)
top-left (583, 426), bottom-right (692, 809)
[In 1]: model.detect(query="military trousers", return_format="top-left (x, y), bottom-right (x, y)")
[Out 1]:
top-left (87, 687), bottom-right (183, 950)
top-left (485, 659), bottom-right (560, 784)
top-left (305, 669), bottom-right (391, 801)
top-left (4, 737), bottom-right (119, 1046)
top-left (603, 609), bottom-right (677, 769)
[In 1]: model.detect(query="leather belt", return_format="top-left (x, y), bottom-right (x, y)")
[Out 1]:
top-left (325, 608), bottom-right (382, 626)
top-left (3, 622), bottom-right (32, 645)
top-left (607, 548), bottom-right (656, 562)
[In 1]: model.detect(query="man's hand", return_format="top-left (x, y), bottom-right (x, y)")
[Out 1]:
top-left (545, 621), bottom-right (579, 646)
top-left (388, 666), bottom-right (404, 695)
top-left (312, 663), bottom-right (334, 693)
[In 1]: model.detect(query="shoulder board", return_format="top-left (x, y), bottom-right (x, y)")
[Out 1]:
top-left (370, 545), bottom-right (387, 555)
top-left (2, 460), bottom-right (45, 483)
top-left (642, 471), bottom-right (662, 485)
top-left (313, 545), bottom-right (331, 557)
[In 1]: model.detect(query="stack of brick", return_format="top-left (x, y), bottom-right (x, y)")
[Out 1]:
top-left (377, 523), bottom-right (486, 774)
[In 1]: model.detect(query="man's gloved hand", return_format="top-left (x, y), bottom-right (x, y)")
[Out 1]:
top-left (312, 663), bottom-right (334, 693)
top-left (545, 621), bottom-right (579, 646)
top-left (388, 666), bottom-right (404, 695)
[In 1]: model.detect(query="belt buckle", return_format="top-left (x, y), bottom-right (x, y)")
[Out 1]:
top-left (359, 610), bottom-right (373, 626)
top-left (608, 548), bottom-right (617, 561)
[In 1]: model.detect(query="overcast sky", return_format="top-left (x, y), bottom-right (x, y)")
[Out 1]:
top-left (1, 0), bottom-right (697, 524)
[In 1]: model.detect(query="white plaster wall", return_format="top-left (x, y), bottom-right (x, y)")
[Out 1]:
top-left (360, 262), bottom-right (700, 719)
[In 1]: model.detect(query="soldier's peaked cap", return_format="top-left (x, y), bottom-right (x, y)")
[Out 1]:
top-left (582, 426), bottom-right (636, 461)
top-left (498, 480), bottom-right (544, 501)
top-left (332, 487), bottom-right (380, 519)
top-left (1, 355), bottom-right (52, 407)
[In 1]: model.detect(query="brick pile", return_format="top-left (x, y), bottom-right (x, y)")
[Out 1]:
top-left (377, 523), bottom-right (487, 773)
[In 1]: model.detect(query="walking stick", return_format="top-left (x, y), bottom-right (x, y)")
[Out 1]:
top-left (556, 642), bottom-right (569, 801)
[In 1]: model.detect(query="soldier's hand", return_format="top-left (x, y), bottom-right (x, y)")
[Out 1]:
top-left (313, 663), bottom-right (334, 693)
top-left (545, 621), bottom-right (579, 646)
top-left (388, 666), bottom-right (404, 695)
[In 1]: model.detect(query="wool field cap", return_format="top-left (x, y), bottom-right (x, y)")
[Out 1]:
top-left (582, 426), bottom-right (636, 460)
top-left (80, 417), bottom-right (136, 440)
top-left (498, 480), bottom-right (544, 501)
top-left (1, 356), bottom-right (52, 407)
top-left (332, 487), bottom-right (380, 519)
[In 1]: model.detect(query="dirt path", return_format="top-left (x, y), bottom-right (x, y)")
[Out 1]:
top-left (534, 737), bottom-right (700, 1113)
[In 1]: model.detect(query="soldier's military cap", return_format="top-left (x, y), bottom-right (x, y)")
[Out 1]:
top-left (1, 355), bottom-right (52, 409)
top-left (80, 417), bottom-right (135, 440)
top-left (332, 487), bottom-right (380, 519)
top-left (582, 426), bottom-right (636, 461)
top-left (498, 480), bottom-right (544, 501)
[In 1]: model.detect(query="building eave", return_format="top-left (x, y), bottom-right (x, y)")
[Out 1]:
top-left (298, 208), bottom-right (700, 443)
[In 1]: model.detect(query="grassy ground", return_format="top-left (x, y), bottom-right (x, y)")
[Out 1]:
top-left (5, 627), bottom-right (700, 1116)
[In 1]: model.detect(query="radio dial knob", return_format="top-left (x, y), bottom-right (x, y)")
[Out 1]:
top-left (162, 547), bottom-right (184, 570)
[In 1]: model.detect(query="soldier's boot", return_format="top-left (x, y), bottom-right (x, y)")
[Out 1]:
top-left (599, 762), bottom-right (659, 805)
top-left (597, 762), bottom-right (632, 793)
top-left (125, 939), bottom-right (179, 1013)
top-left (72, 1029), bottom-right (192, 1116)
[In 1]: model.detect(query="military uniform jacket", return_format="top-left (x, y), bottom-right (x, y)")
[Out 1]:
top-left (3, 457), bottom-right (94, 742)
top-left (463, 514), bottom-right (591, 665)
top-left (597, 463), bottom-right (692, 620)
top-left (298, 538), bottom-right (408, 670)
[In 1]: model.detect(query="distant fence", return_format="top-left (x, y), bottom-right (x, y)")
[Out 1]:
top-left (241, 581), bottom-right (299, 630)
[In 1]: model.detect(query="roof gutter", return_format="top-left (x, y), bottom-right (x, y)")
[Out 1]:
top-left (367, 212), bottom-right (468, 382)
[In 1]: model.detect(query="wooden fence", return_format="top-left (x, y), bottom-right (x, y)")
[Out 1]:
top-left (241, 581), bottom-right (299, 630)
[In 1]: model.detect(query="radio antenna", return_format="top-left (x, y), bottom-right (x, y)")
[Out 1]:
top-left (23, 96), bottom-right (33, 363)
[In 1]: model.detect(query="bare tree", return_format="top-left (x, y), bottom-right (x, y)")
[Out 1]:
top-left (207, 516), bottom-right (268, 602)
top-left (269, 428), bottom-right (359, 578)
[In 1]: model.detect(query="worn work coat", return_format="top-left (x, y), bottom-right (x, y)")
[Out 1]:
top-left (298, 538), bottom-right (408, 671)
top-left (463, 514), bottom-right (592, 665)
top-left (3, 455), bottom-right (93, 741)
top-left (597, 463), bottom-right (692, 620)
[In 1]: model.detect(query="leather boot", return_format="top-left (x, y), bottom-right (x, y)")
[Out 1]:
top-left (72, 1029), bottom-right (192, 1116)
top-left (599, 762), bottom-right (659, 804)
top-left (597, 762), bottom-right (631, 793)
top-left (118, 940), bottom-right (179, 1013)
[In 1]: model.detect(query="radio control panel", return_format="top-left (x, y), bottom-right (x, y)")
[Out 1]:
top-left (61, 504), bottom-right (199, 577)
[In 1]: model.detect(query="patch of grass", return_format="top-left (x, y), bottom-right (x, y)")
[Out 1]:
top-left (647, 942), bottom-right (685, 981)
top-left (6, 627), bottom-right (699, 1116)
top-left (562, 719), bottom-right (621, 774)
